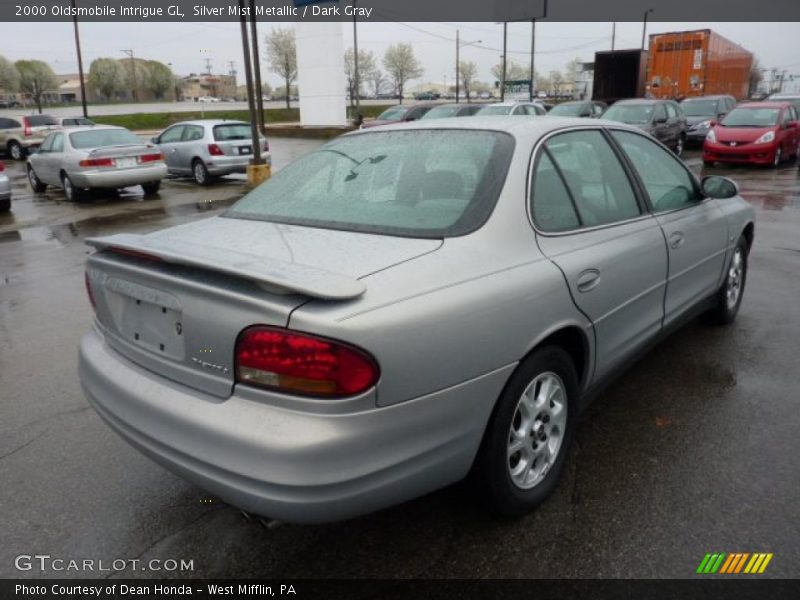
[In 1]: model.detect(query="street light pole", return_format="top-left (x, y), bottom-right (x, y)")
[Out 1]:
top-left (611, 22), bottom-right (616, 51)
top-left (641, 9), bottom-right (654, 51)
top-left (70, 0), bottom-right (88, 118)
top-left (238, 0), bottom-right (263, 169)
top-left (353, 0), bottom-right (360, 116)
top-left (456, 30), bottom-right (460, 103)
top-left (248, 0), bottom-right (266, 135)
top-left (529, 19), bottom-right (536, 101)
top-left (501, 22), bottom-right (507, 102)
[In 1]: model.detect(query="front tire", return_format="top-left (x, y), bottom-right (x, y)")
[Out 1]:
top-left (474, 346), bottom-right (579, 516)
top-left (8, 141), bottom-right (25, 161)
top-left (28, 166), bottom-right (47, 192)
top-left (708, 235), bottom-right (748, 325)
top-left (0, 197), bottom-right (9, 212)
top-left (772, 146), bottom-right (782, 168)
top-left (141, 181), bottom-right (161, 196)
top-left (674, 134), bottom-right (685, 157)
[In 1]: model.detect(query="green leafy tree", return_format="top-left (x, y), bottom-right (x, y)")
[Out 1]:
top-left (265, 27), bottom-right (297, 109)
top-left (88, 58), bottom-right (123, 101)
top-left (383, 43), bottom-right (423, 104)
top-left (15, 60), bottom-right (58, 113)
top-left (0, 55), bottom-right (20, 94)
top-left (144, 61), bottom-right (173, 100)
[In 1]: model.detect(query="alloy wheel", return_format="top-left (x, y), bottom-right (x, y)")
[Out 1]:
top-left (10, 143), bottom-right (22, 161)
top-left (773, 147), bottom-right (782, 167)
top-left (507, 372), bottom-right (568, 490)
top-left (726, 247), bottom-right (744, 311)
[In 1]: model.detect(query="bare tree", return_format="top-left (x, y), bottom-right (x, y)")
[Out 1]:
top-left (564, 57), bottom-right (582, 83)
top-left (459, 61), bottom-right (478, 99)
top-left (749, 58), bottom-right (764, 97)
top-left (15, 60), bottom-right (58, 113)
top-left (265, 27), bottom-right (297, 109)
top-left (0, 55), bottom-right (20, 95)
top-left (383, 43), bottom-right (423, 104)
top-left (88, 58), bottom-right (122, 101)
top-left (344, 48), bottom-right (376, 106)
top-left (367, 68), bottom-right (387, 97)
top-left (550, 70), bottom-right (564, 95)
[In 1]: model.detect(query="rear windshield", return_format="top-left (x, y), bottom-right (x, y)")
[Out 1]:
top-left (214, 123), bottom-right (252, 141)
top-left (225, 129), bottom-right (515, 238)
top-left (375, 107), bottom-right (407, 121)
top-left (69, 129), bottom-right (141, 149)
top-left (681, 100), bottom-right (719, 117)
top-left (548, 103), bottom-right (585, 117)
top-left (721, 108), bottom-right (779, 127)
top-left (476, 106), bottom-right (512, 116)
top-left (28, 115), bottom-right (58, 126)
top-left (603, 104), bottom-right (654, 124)
top-left (421, 106), bottom-right (461, 119)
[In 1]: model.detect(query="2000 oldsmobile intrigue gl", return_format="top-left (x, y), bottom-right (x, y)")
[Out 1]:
top-left (79, 118), bottom-right (754, 523)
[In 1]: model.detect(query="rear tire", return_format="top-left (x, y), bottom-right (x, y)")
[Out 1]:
top-left (474, 346), bottom-right (579, 516)
top-left (674, 134), bottom-right (685, 158)
top-left (0, 197), bottom-right (10, 212)
top-left (61, 173), bottom-right (83, 202)
top-left (28, 166), bottom-right (46, 193)
top-left (708, 235), bottom-right (748, 326)
top-left (141, 181), bottom-right (161, 196)
top-left (8, 141), bottom-right (25, 161)
top-left (192, 159), bottom-right (212, 186)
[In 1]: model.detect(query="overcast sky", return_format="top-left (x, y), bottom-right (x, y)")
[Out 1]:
top-left (2, 21), bottom-right (799, 92)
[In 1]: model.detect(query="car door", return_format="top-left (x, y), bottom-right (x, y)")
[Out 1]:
top-left (530, 128), bottom-right (668, 380)
top-left (611, 130), bottom-right (728, 326)
top-left (32, 132), bottom-right (58, 185)
top-left (177, 124), bottom-right (205, 170)
top-left (779, 106), bottom-right (800, 155)
top-left (42, 132), bottom-right (66, 185)
top-left (651, 103), bottom-right (670, 144)
top-left (157, 125), bottom-right (186, 173)
top-left (664, 102), bottom-right (682, 147)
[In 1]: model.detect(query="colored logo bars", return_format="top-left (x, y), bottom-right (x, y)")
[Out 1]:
top-left (696, 552), bottom-right (773, 574)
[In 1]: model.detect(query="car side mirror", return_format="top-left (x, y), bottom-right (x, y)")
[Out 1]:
top-left (150, 136), bottom-right (159, 144)
top-left (709, 119), bottom-right (717, 127)
top-left (654, 116), bottom-right (667, 124)
top-left (702, 175), bottom-right (739, 199)
top-left (787, 121), bottom-right (799, 129)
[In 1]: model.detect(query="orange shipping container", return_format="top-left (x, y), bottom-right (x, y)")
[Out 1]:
top-left (646, 29), bottom-right (753, 101)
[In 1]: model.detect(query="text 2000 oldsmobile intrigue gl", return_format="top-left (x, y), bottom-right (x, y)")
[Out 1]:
top-left (79, 118), bottom-right (754, 523)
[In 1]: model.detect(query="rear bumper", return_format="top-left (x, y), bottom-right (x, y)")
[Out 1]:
top-left (703, 141), bottom-right (778, 165)
top-left (205, 152), bottom-right (271, 176)
top-left (79, 326), bottom-right (511, 523)
top-left (70, 164), bottom-right (168, 188)
top-left (0, 176), bottom-right (10, 200)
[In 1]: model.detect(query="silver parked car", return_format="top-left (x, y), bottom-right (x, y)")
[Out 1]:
top-left (152, 120), bottom-right (271, 185)
top-left (79, 118), bottom-right (754, 523)
top-left (0, 160), bottom-right (11, 212)
top-left (27, 126), bottom-right (167, 201)
top-left (475, 102), bottom-right (547, 116)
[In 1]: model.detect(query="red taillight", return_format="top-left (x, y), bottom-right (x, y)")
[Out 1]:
top-left (0, 161), bottom-right (5, 172)
top-left (137, 152), bottom-right (164, 164)
top-left (79, 158), bottom-right (115, 168)
top-left (235, 326), bottom-right (380, 398)
top-left (208, 143), bottom-right (224, 156)
top-left (23, 117), bottom-right (32, 137)
top-left (85, 272), bottom-right (96, 311)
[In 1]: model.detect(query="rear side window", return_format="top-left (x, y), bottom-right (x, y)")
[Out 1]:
top-left (159, 126), bottom-right (184, 143)
top-left (51, 133), bottom-right (64, 153)
top-left (213, 124), bottom-right (251, 141)
top-left (28, 115), bottom-right (58, 127)
top-left (541, 130), bottom-right (641, 228)
top-left (530, 152), bottom-right (580, 232)
top-left (183, 125), bottom-right (205, 141)
top-left (226, 129), bottom-right (515, 238)
top-left (666, 103), bottom-right (679, 119)
top-left (612, 130), bottom-right (699, 212)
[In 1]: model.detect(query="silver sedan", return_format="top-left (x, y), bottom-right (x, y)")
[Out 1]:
top-left (152, 120), bottom-right (271, 185)
top-left (27, 126), bottom-right (167, 201)
top-left (79, 117), bottom-right (755, 523)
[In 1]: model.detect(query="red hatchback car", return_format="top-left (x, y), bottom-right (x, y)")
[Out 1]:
top-left (703, 102), bottom-right (800, 167)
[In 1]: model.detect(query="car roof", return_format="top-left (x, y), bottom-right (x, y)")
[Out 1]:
top-left (65, 125), bottom-right (125, 132)
top-left (737, 101), bottom-right (791, 109)
top-left (681, 95), bottom-right (731, 101)
top-left (169, 119), bottom-right (249, 127)
top-left (347, 115), bottom-right (643, 146)
top-left (613, 98), bottom-right (667, 105)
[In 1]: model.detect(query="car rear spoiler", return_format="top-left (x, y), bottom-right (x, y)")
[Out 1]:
top-left (85, 233), bottom-right (366, 300)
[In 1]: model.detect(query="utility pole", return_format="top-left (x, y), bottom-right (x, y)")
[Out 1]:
top-left (353, 0), bottom-right (360, 117)
top-left (204, 57), bottom-right (213, 75)
top-left (641, 9), bottom-right (654, 51)
top-left (228, 61), bottom-right (236, 77)
top-left (456, 30), bottom-right (460, 103)
top-left (501, 22), bottom-right (507, 102)
top-left (238, 0), bottom-right (267, 185)
top-left (71, 0), bottom-right (88, 118)
top-left (248, 0), bottom-right (266, 135)
top-left (529, 19), bottom-right (536, 101)
top-left (121, 49), bottom-right (138, 102)
top-left (611, 22), bottom-right (616, 51)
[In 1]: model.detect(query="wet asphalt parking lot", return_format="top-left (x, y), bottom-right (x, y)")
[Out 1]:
top-left (1, 139), bottom-right (799, 579)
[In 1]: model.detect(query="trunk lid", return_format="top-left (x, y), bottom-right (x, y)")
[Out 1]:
top-left (86, 217), bottom-right (442, 398)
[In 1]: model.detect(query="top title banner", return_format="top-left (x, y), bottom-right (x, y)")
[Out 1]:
top-left (3, 0), bottom-right (800, 22)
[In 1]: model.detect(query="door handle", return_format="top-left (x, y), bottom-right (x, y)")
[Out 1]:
top-left (669, 232), bottom-right (685, 249)
top-left (576, 269), bottom-right (601, 293)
